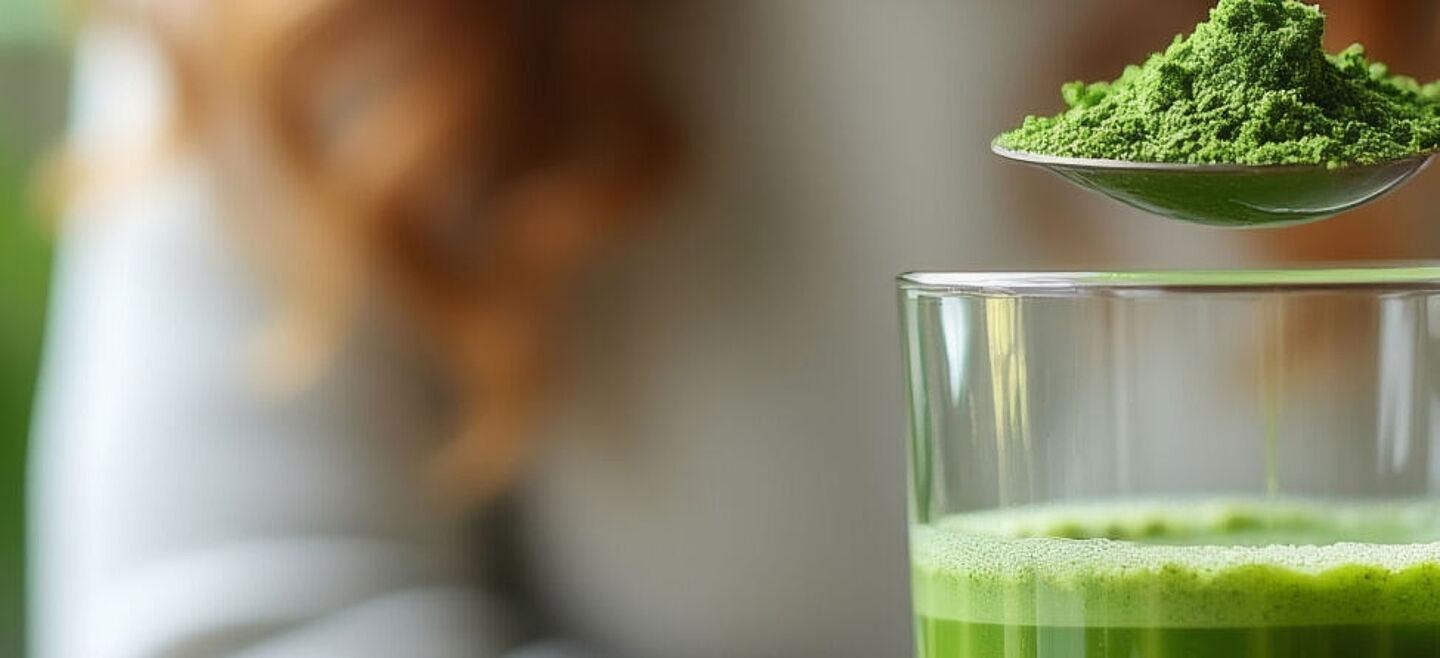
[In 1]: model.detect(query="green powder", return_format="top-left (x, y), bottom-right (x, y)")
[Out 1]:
top-left (996, 0), bottom-right (1440, 167)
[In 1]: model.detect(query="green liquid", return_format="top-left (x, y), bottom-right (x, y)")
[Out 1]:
top-left (912, 499), bottom-right (1440, 658)
top-left (915, 621), bottom-right (1440, 658)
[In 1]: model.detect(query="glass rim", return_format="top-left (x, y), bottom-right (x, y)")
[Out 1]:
top-left (899, 264), bottom-right (1440, 295)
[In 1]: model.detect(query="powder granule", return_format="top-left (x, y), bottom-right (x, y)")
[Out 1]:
top-left (997, 0), bottom-right (1440, 168)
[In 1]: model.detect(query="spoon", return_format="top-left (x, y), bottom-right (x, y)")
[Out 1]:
top-left (992, 144), bottom-right (1439, 228)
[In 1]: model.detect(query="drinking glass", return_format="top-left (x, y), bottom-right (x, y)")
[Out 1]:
top-left (899, 268), bottom-right (1440, 658)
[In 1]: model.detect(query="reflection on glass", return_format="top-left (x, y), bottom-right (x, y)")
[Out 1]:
top-left (899, 269), bottom-right (1440, 658)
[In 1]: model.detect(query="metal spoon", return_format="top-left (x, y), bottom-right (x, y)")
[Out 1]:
top-left (992, 144), bottom-right (1439, 228)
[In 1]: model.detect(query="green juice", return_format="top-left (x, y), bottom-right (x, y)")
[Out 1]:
top-left (911, 500), bottom-right (1440, 658)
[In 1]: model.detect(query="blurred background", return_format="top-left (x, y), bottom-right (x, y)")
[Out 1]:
top-left (0, 0), bottom-right (65, 654)
top-left (2, 1), bottom-right (1440, 657)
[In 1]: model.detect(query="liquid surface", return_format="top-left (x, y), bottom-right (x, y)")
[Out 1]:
top-left (912, 499), bottom-right (1440, 657)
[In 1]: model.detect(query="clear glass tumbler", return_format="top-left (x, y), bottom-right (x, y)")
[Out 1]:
top-left (899, 268), bottom-right (1440, 658)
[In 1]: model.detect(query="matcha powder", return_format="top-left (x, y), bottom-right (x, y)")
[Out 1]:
top-left (997, 0), bottom-right (1440, 167)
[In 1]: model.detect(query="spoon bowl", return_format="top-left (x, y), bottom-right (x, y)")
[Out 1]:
top-left (993, 145), bottom-right (1439, 228)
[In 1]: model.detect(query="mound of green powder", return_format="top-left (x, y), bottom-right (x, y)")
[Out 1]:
top-left (996, 0), bottom-right (1440, 167)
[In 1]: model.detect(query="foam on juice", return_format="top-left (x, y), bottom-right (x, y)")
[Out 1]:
top-left (912, 499), bottom-right (1440, 628)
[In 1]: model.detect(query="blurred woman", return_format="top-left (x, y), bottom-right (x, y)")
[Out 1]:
top-left (34, 1), bottom-right (683, 656)
top-left (34, 1), bottom-right (952, 656)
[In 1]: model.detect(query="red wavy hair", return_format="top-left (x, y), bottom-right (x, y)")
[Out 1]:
top-left (110, 0), bottom-right (680, 500)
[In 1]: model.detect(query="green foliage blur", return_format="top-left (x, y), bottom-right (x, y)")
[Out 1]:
top-left (0, 1), bottom-right (69, 650)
